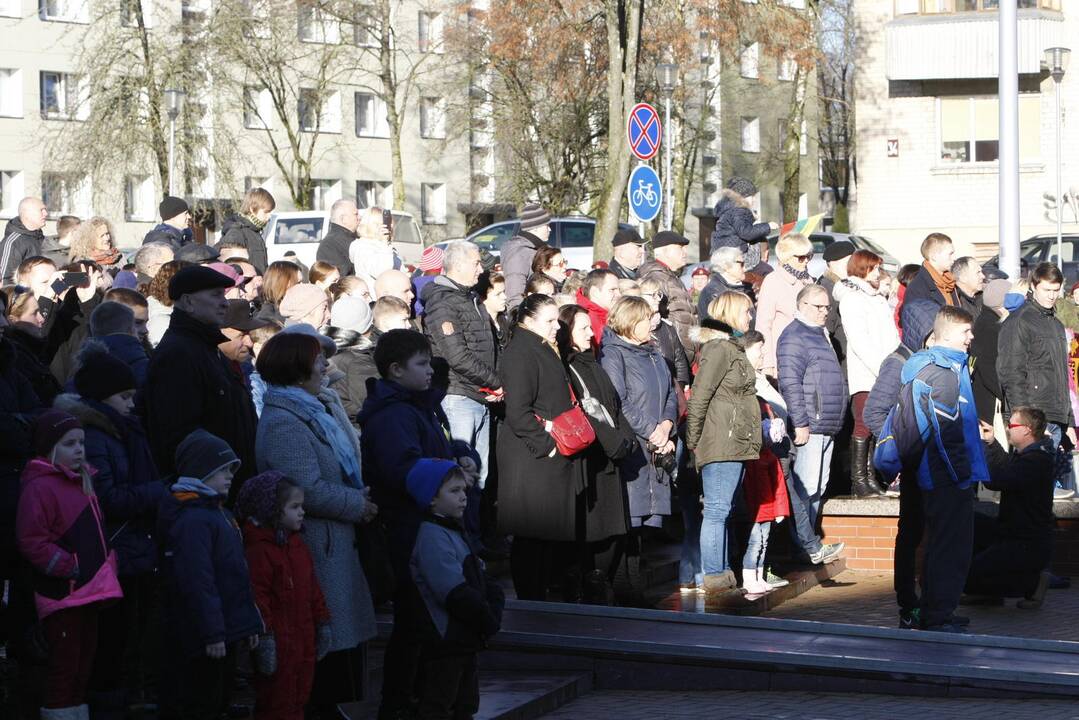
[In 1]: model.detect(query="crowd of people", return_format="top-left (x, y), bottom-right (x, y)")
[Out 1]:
top-left (0, 173), bottom-right (1073, 719)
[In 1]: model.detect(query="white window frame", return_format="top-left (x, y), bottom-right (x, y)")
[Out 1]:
top-left (298, 88), bottom-right (340, 133)
top-left (121, 0), bottom-right (155, 28)
top-left (419, 96), bottom-right (446, 139)
top-left (0, 171), bottom-right (24, 218)
top-left (417, 11), bottom-right (443, 53)
top-left (0, 68), bottom-right (22, 118)
top-left (307, 178), bottom-right (342, 211)
top-left (354, 91), bottom-right (389, 138)
top-left (39, 71), bottom-right (87, 121)
top-left (39, 0), bottom-right (88, 22)
top-left (243, 85), bottom-right (273, 129)
top-left (124, 174), bottom-right (155, 221)
top-left (353, 3), bottom-right (379, 47)
top-left (777, 53), bottom-right (796, 82)
top-left (298, 3), bottom-right (340, 44)
top-left (356, 180), bottom-right (393, 209)
top-left (936, 94), bottom-right (1041, 164)
top-left (421, 182), bottom-right (446, 224)
top-left (741, 116), bottom-right (760, 153)
top-left (41, 172), bottom-right (91, 218)
top-left (740, 42), bottom-right (759, 79)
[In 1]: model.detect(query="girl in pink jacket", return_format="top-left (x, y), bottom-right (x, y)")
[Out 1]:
top-left (16, 409), bottom-right (123, 719)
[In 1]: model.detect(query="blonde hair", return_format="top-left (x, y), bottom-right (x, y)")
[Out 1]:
top-left (638, 277), bottom-right (662, 296)
top-left (68, 216), bottom-right (115, 262)
top-left (357, 207), bottom-right (388, 241)
top-left (707, 291), bottom-right (754, 331)
top-left (240, 187), bottom-right (275, 215)
top-left (775, 233), bottom-right (812, 264)
top-left (607, 295), bottom-right (653, 339)
top-left (328, 275), bottom-right (369, 303)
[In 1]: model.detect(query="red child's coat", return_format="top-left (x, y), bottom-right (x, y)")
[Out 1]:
top-left (243, 523), bottom-right (331, 720)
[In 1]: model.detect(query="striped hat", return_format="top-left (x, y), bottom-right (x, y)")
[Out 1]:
top-left (519, 203), bottom-right (550, 231)
top-left (419, 245), bottom-right (445, 272)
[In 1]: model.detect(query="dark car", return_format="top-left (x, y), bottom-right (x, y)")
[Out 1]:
top-left (982, 234), bottom-right (1079, 283)
top-left (438, 216), bottom-right (637, 270)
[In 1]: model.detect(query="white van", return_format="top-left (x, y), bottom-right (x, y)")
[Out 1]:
top-left (262, 210), bottom-right (426, 268)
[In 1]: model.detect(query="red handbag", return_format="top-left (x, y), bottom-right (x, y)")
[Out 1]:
top-left (537, 383), bottom-right (596, 457)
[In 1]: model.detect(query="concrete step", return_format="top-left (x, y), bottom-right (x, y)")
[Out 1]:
top-left (653, 558), bottom-right (849, 615)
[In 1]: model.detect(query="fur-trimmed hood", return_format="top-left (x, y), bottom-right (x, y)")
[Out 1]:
top-left (690, 319), bottom-right (740, 347)
top-left (53, 392), bottom-right (122, 439)
top-left (713, 188), bottom-right (752, 213)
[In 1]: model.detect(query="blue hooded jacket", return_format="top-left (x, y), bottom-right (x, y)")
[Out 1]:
top-left (901, 345), bottom-right (988, 491)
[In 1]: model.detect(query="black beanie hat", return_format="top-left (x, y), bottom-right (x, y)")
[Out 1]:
top-left (174, 429), bottom-right (240, 482)
top-left (159, 195), bottom-right (189, 221)
top-left (74, 345), bottom-right (136, 402)
top-left (33, 409), bottom-right (82, 458)
top-left (726, 177), bottom-right (758, 198)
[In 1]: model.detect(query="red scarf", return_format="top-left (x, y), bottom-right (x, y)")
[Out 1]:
top-left (575, 289), bottom-right (609, 351)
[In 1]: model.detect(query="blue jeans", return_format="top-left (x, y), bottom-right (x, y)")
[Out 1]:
top-left (442, 395), bottom-right (491, 489)
top-left (743, 521), bottom-right (772, 570)
top-left (700, 461), bottom-right (743, 576)
top-left (675, 439), bottom-right (702, 585)
top-left (1047, 422), bottom-right (1077, 492)
top-left (791, 434), bottom-right (834, 531)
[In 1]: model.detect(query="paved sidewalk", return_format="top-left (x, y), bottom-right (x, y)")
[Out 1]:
top-left (539, 690), bottom-right (1079, 719)
top-left (761, 570), bottom-right (1079, 641)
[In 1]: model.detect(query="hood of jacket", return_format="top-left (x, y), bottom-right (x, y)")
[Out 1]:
top-left (600, 326), bottom-right (660, 358)
top-left (21, 456), bottom-right (91, 488)
top-left (221, 215), bottom-right (259, 238)
top-left (356, 378), bottom-right (446, 427)
top-left (504, 231), bottom-right (545, 253)
top-left (712, 189), bottom-right (751, 216)
top-left (324, 325), bottom-right (372, 351)
top-left (4, 216), bottom-right (45, 243)
top-left (690, 322), bottom-right (735, 346)
top-left (170, 475), bottom-right (224, 499)
top-left (99, 333), bottom-right (149, 367)
top-left (901, 345), bottom-right (969, 385)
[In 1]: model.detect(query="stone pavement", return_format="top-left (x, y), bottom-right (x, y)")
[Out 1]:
top-left (761, 569), bottom-right (1079, 641)
top-left (539, 690), bottom-right (1079, 719)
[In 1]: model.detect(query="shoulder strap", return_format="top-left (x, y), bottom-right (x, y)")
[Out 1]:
top-left (567, 365), bottom-right (592, 400)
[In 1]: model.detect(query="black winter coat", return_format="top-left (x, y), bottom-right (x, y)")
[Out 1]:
top-left (698, 272), bottom-right (753, 321)
top-left (566, 350), bottom-right (634, 542)
top-left (217, 215), bottom-right (268, 273)
top-left (1, 217), bottom-right (44, 285)
top-left (608, 258), bottom-right (637, 281)
top-left (55, 394), bottom-right (164, 577)
top-left (315, 222), bottom-right (356, 276)
top-left (653, 319), bottom-right (691, 388)
top-left (142, 224), bottom-right (191, 252)
top-left (709, 193), bottom-right (770, 255)
top-left (0, 336), bottom-right (43, 578)
top-left (143, 309), bottom-right (259, 487)
top-left (7, 328), bottom-right (62, 406)
top-left (819, 273), bottom-right (847, 364)
top-left (997, 299), bottom-right (1073, 426)
top-left (984, 438), bottom-right (1056, 544)
top-left (497, 327), bottom-right (582, 541)
top-left (970, 307), bottom-right (1005, 423)
top-left (777, 317), bottom-right (848, 435)
top-left (422, 276), bottom-right (499, 402)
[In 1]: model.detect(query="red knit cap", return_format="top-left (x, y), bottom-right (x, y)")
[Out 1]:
top-left (419, 245), bottom-right (445, 273)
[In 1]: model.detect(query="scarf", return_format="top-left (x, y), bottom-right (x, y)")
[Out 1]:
top-left (267, 384), bottom-right (363, 488)
top-left (244, 213), bottom-right (268, 230)
top-left (90, 247), bottom-right (122, 266)
top-left (924, 261), bottom-right (956, 306)
top-left (782, 263), bottom-right (812, 283)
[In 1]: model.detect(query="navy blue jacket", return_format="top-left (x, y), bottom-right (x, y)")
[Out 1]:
top-left (698, 272), bottom-right (753, 321)
top-left (142, 223), bottom-right (192, 252)
top-left (709, 194), bottom-right (771, 255)
top-left (56, 394), bottom-right (164, 577)
top-left (158, 480), bottom-right (262, 657)
top-left (777, 317), bottom-right (848, 435)
top-left (357, 379), bottom-right (472, 570)
top-left (902, 265), bottom-right (960, 308)
top-left (864, 345), bottom-right (911, 438)
top-left (101, 334), bottom-right (149, 388)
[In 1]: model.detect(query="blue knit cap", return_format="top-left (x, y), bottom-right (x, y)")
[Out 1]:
top-left (406, 459), bottom-right (460, 509)
top-left (1003, 292), bottom-right (1026, 312)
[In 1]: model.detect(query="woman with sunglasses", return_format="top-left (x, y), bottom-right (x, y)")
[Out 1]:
top-left (531, 246), bottom-right (568, 293)
top-left (756, 233), bottom-right (814, 378)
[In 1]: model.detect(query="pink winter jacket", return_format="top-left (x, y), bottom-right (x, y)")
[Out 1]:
top-left (16, 458), bottom-right (123, 619)
top-left (756, 264), bottom-right (812, 376)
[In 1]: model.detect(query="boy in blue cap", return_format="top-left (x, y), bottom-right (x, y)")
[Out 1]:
top-left (406, 459), bottom-right (503, 720)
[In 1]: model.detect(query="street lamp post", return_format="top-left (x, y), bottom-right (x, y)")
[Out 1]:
top-left (164, 88), bottom-right (185, 196)
top-left (1045, 47), bottom-right (1071, 271)
top-left (656, 62), bottom-right (678, 231)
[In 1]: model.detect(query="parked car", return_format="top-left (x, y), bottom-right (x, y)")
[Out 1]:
top-left (262, 210), bottom-right (426, 268)
top-left (982, 233), bottom-right (1079, 283)
top-left (436, 216), bottom-right (638, 271)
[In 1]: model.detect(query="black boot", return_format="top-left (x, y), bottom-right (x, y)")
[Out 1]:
top-left (865, 435), bottom-right (890, 494)
top-left (851, 436), bottom-right (884, 497)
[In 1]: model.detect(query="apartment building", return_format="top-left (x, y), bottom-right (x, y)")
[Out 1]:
top-left (852, 0), bottom-right (1078, 263)
top-left (0, 0), bottom-right (478, 248)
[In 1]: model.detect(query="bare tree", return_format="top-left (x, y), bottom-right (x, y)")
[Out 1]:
top-left (818, 0), bottom-right (855, 230)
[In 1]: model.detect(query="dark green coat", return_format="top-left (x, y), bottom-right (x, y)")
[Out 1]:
top-left (686, 327), bottom-right (761, 469)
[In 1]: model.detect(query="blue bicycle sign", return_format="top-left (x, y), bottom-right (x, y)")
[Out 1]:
top-left (627, 164), bottom-right (662, 222)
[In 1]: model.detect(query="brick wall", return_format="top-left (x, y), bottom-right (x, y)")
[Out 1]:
top-left (822, 516), bottom-right (898, 571)
top-left (824, 514), bottom-right (1079, 574)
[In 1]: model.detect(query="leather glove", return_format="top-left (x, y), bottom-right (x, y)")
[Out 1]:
top-left (316, 624), bottom-right (332, 661)
top-left (254, 634), bottom-right (276, 675)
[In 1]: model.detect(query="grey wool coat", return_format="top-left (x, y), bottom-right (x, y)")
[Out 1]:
top-left (255, 386), bottom-right (377, 651)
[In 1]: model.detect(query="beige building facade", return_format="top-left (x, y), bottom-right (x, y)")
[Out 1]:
top-left (852, 0), bottom-right (1079, 264)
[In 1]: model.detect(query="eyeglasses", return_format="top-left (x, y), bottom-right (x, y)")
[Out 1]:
top-left (1007, 423), bottom-right (1029, 430)
top-left (807, 303), bottom-right (829, 311)
top-left (795, 253), bottom-right (814, 262)
top-left (733, 261), bottom-right (746, 266)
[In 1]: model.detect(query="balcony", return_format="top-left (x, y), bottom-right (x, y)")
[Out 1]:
top-left (886, 5), bottom-right (1064, 80)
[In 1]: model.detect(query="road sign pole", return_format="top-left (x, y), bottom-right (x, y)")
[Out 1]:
top-left (664, 96), bottom-right (672, 230)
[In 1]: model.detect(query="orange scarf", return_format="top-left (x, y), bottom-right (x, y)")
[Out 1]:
top-left (924, 261), bottom-right (956, 306)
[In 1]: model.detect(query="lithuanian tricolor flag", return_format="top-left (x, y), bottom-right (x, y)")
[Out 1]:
top-left (780, 213), bottom-right (825, 238)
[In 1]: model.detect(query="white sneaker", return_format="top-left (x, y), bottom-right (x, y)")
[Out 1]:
top-left (1054, 487), bottom-right (1076, 500)
top-left (809, 542), bottom-right (845, 564)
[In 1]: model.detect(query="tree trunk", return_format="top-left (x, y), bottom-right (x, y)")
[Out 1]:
top-left (781, 67), bottom-right (807, 223)
top-left (593, 0), bottom-right (642, 263)
top-left (379, 0), bottom-right (405, 210)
